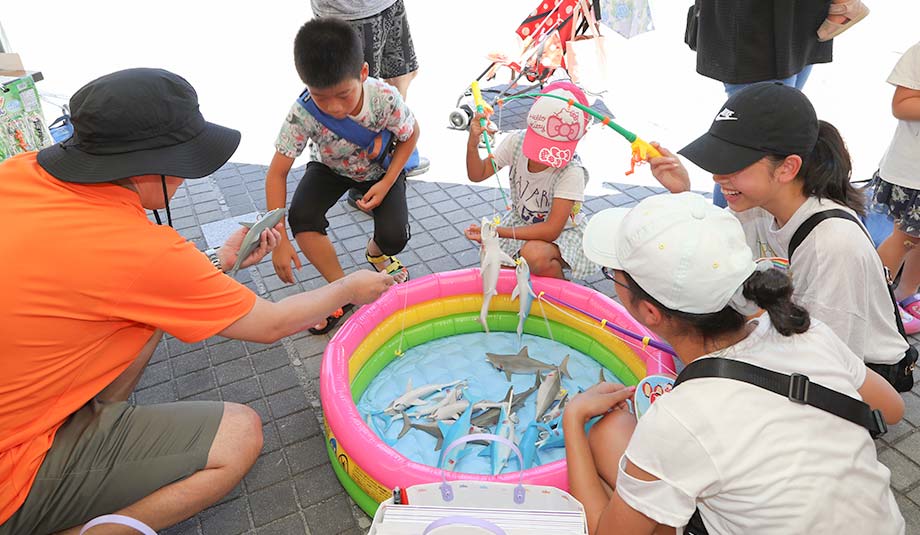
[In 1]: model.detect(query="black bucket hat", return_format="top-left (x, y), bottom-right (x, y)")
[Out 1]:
top-left (37, 68), bottom-right (240, 183)
top-left (678, 82), bottom-right (819, 175)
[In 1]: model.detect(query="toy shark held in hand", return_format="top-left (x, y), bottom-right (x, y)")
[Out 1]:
top-left (479, 217), bottom-right (515, 333)
top-left (511, 257), bottom-right (537, 343)
top-left (229, 208), bottom-right (286, 276)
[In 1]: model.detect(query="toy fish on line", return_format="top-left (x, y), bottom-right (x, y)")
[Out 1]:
top-left (479, 217), bottom-right (515, 333)
top-left (511, 257), bottom-right (536, 344)
top-left (229, 208), bottom-right (286, 276)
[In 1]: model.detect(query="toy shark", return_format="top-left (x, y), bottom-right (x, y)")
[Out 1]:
top-left (519, 420), bottom-right (544, 470)
top-left (485, 347), bottom-right (571, 382)
top-left (229, 208), bottom-right (286, 276)
top-left (535, 368), bottom-right (565, 421)
top-left (479, 217), bottom-right (515, 333)
top-left (485, 387), bottom-right (517, 475)
top-left (383, 379), bottom-right (466, 417)
top-left (511, 258), bottom-right (537, 343)
top-left (399, 413), bottom-right (489, 451)
top-left (470, 375), bottom-right (541, 428)
top-left (540, 392), bottom-right (569, 423)
top-left (437, 402), bottom-right (476, 472)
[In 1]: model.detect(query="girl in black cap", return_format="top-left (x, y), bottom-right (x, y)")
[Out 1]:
top-left (647, 82), bottom-right (916, 392)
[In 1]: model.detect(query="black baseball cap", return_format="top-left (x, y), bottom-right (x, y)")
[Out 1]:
top-left (678, 82), bottom-right (819, 175)
top-left (38, 68), bottom-right (241, 183)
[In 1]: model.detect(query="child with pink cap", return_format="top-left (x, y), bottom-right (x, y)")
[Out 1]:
top-left (464, 81), bottom-right (599, 280)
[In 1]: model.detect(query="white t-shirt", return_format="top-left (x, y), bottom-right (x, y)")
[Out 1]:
top-left (879, 41), bottom-right (920, 189)
top-left (732, 197), bottom-right (907, 364)
top-left (493, 132), bottom-right (587, 228)
top-left (617, 316), bottom-right (904, 535)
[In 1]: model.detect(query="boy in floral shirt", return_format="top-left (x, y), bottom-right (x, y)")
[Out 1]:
top-left (265, 17), bottom-right (418, 334)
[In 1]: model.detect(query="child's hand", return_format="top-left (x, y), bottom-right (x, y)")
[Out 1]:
top-left (356, 181), bottom-right (391, 212)
top-left (648, 142), bottom-right (691, 194)
top-left (565, 382), bottom-right (636, 425)
top-left (272, 239), bottom-right (302, 285)
top-left (464, 223), bottom-right (483, 243)
top-left (468, 112), bottom-right (497, 144)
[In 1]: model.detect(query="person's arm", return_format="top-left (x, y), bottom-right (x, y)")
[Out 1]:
top-left (357, 120), bottom-right (420, 212)
top-left (467, 112), bottom-right (500, 182)
top-left (858, 367), bottom-right (905, 425)
top-left (218, 269), bottom-right (395, 343)
top-left (496, 198), bottom-right (574, 242)
top-left (648, 142), bottom-right (691, 193)
top-left (265, 151), bottom-right (302, 284)
top-left (892, 85), bottom-right (920, 121)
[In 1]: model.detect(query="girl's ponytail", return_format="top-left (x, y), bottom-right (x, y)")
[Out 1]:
top-left (742, 268), bottom-right (810, 336)
top-left (796, 120), bottom-right (866, 217)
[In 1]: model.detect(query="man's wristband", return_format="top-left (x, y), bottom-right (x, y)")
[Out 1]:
top-left (204, 247), bottom-right (223, 272)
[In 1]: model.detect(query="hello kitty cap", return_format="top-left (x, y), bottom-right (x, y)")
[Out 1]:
top-left (522, 81), bottom-right (590, 168)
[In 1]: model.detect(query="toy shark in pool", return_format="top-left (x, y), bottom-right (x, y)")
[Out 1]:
top-left (471, 376), bottom-right (541, 428)
top-left (511, 257), bottom-right (537, 344)
top-left (229, 208), bottom-right (286, 276)
top-left (540, 392), bottom-right (569, 423)
top-left (407, 386), bottom-right (463, 418)
top-left (483, 387), bottom-right (517, 475)
top-left (535, 368), bottom-right (566, 421)
top-left (383, 379), bottom-right (466, 417)
top-left (519, 420), bottom-right (544, 470)
top-left (398, 413), bottom-right (489, 451)
top-left (437, 402), bottom-right (476, 471)
top-left (479, 217), bottom-right (516, 333)
top-left (485, 347), bottom-right (571, 382)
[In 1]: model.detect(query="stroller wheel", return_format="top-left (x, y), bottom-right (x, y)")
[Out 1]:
top-left (448, 107), bottom-right (472, 130)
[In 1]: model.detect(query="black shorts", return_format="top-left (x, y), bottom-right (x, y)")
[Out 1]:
top-left (288, 161), bottom-right (410, 256)
top-left (348, 0), bottom-right (419, 79)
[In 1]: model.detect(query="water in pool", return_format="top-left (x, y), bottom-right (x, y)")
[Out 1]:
top-left (357, 332), bottom-right (623, 475)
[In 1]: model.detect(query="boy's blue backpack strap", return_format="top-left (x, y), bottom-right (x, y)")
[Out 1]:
top-left (296, 88), bottom-right (394, 163)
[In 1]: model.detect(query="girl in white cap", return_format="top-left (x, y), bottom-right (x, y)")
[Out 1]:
top-left (648, 82), bottom-right (917, 393)
top-left (567, 192), bottom-right (904, 535)
top-left (463, 81), bottom-right (599, 280)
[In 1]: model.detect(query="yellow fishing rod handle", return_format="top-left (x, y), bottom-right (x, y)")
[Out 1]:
top-left (471, 81), bottom-right (485, 110)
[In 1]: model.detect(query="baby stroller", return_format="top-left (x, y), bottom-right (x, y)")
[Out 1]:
top-left (448, 0), bottom-right (605, 133)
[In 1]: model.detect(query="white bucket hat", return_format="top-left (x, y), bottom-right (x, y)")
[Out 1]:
top-left (583, 192), bottom-right (756, 314)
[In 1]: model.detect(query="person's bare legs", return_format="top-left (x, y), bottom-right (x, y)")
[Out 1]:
top-left (58, 403), bottom-right (262, 535)
top-left (95, 329), bottom-right (164, 403)
top-left (295, 231), bottom-right (348, 330)
top-left (384, 70), bottom-right (418, 101)
top-left (897, 247), bottom-right (920, 302)
top-left (587, 408), bottom-right (636, 489)
top-left (877, 226), bottom-right (920, 301)
top-left (520, 240), bottom-right (566, 279)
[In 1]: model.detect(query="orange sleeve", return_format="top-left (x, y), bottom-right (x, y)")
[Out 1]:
top-left (110, 238), bottom-right (257, 343)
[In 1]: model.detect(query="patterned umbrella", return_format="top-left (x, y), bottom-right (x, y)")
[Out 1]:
top-left (598, 0), bottom-right (655, 39)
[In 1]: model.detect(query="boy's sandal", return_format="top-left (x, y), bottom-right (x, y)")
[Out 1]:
top-left (366, 251), bottom-right (409, 281)
top-left (308, 303), bottom-right (354, 336)
top-left (817, 0), bottom-right (870, 42)
top-left (899, 294), bottom-right (920, 321)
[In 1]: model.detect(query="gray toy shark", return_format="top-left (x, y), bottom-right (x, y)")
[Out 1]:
top-left (229, 208), bottom-right (286, 276)
top-left (485, 346), bottom-right (571, 382)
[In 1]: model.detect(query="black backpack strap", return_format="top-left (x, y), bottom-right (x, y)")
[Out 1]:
top-left (674, 358), bottom-right (887, 438)
top-left (787, 209), bottom-right (910, 340)
top-left (787, 209), bottom-right (869, 260)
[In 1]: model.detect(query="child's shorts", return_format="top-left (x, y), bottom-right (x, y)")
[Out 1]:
top-left (289, 161), bottom-right (410, 256)
top-left (869, 171), bottom-right (920, 238)
top-left (497, 212), bottom-right (600, 280)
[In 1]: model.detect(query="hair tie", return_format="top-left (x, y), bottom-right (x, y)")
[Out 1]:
top-left (727, 259), bottom-right (773, 315)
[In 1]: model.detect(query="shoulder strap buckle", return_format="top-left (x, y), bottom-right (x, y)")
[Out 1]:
top-left (787, 373), bottom-right (810, 404)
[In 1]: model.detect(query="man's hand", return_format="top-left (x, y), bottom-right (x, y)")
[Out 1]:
top-left (219, 223), bottom-right (283, 273)
top-left (341, 270), bottom-right (398, 305)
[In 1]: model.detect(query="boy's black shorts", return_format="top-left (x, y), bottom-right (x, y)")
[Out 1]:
top-left (288, 161), bottom-right (410, 256)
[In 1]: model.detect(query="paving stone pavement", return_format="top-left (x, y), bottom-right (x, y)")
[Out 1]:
top-left (134, 162), bottom-right (920, 534)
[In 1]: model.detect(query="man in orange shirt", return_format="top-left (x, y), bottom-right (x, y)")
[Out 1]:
top-left (0, 68), bottom-right (395, 535)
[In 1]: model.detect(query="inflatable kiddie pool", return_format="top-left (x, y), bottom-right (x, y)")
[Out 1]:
top-left (319, 268), bottom-right (674, 515)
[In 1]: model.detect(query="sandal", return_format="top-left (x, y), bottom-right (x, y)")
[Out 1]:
top-left (817, 0), bottom-right (870, 42)
top-left (308, 303), bottom-right (354, 335)
top-left (366, 249), bottom-right (409, 282)
top-left (897, 303), bottom-right (920, 336)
